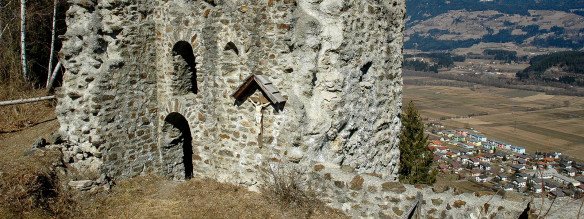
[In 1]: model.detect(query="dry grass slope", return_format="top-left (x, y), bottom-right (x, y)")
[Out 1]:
top-left (80, 175), bottom-right (346, 219)
top-left (0, 148), bottom-right (78, 218)
top-left (0, 96), bottom-right (347, 219)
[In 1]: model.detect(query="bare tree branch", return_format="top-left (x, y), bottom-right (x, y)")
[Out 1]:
top-left (0, 95), bottom-right (55, 106)
top-left (546, 196), bottom-right (584, 217)
top-left (47, 60), bottom-right (61, 92)
top-left (0, 0), bottom-right (14, 9)
top-left (479, 188), bottom-right (504, 218)
top-left (0, 19), bottom-right (13, 40)
top-left (539, 169), bottom-right (545, 217)
top-left (0, 1), bottom-right (17, 39)
top-left (543, 197), bottom-right (556, 218)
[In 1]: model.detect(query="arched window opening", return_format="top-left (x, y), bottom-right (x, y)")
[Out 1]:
top-left (224, 42), bottom-right (239, 56)
top-left (161, 112), bottom-right (194, 180)
top-left (171, 41), bottom-right (198, 94)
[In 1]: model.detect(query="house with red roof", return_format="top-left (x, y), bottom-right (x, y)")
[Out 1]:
top-left (438, 164), bottom-right (449, 172)
top-left (451, 161), bottom-right (462, 173)
top-left (470, 157), bottom-right (480, 167)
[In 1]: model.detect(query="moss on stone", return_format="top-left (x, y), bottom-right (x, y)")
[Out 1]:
top-left (431, 198), bottom-right (443, 206)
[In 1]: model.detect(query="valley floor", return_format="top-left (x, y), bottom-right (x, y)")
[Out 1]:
top-left (403, 75), bottom-right (584, 159)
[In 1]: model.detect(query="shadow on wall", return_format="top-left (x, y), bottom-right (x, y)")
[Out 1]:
top-left (172, 41), bottom-right (198, 94)
top-left (163, 112), bottom-right (194, 180)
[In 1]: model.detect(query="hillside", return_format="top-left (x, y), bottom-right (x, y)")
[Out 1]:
top-left (407, 0), bottom-right (584, 25)
top-left (517, 51), bottom-right (584, 85)
top-left (405, 0), bottom-right (584, 51)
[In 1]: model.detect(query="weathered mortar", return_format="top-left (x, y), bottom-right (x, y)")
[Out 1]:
top-left (58, 0), bottom-right (403, 182)
top-left (299, 163), bottom-right (581, 218)
top-left (57, 0), bottom-right (160, 176)
top-left (55, 1), bottom-right (582, 218)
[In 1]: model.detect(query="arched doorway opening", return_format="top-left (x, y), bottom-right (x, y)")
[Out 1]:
top-left (171, 41), bottom-right (198, 94)
top-left (161, 112), bottom-right (193, 180)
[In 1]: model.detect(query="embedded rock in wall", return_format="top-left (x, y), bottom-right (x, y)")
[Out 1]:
top-left (303, 164), bottom-right (582, 218)
top-left (57, 0), bottom-right (160, 178)
top-left (57, 0), bottom-right (404, 182)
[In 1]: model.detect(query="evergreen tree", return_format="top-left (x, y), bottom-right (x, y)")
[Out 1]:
top-left (398, 101), bottom-right (436, 184)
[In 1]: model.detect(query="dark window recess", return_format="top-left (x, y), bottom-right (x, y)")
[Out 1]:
top-left (224, 42), bottom-right (240, 56)
top-left (359, 61), bottom-right (373, 82)
top-left (172, 41), bottom-right (198, 94)
top-left (162, 112), bottom-right (194, 180)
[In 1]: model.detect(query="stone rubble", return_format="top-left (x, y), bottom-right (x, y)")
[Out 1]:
top-left (68, 180), bottom-right (94, 191)
top-left (32, 138), bottom-right (47, 149)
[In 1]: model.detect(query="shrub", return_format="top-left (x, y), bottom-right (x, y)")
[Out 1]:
top-left (259, 164), bottom-right (340, 219)
top-left (261, 165), bottom-right (317, 209)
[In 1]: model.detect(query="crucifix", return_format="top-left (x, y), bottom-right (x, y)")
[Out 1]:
top-left (232, 75), bottom-right (287, 148)
top-left (249, 97), bottom-right (270, 148)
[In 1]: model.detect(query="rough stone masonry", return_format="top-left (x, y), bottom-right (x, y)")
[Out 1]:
top-left (55, 1), bottom-right (584, 218)
top-left (57, 0), bottom-right (404, 182)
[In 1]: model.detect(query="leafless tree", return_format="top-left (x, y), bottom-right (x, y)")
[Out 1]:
top-left (46, 0), bottom-right (57, 88)
top-left (20, 0), bottom-right (27, 80)
top-left (0, 17), bottom-right (15, 41)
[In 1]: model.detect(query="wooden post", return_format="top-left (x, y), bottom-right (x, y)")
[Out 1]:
top-left (402, 191), bottom-right (423, 219)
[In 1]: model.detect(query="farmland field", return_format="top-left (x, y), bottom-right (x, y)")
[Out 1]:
top-left (403, 75), bottom-right (584, 159)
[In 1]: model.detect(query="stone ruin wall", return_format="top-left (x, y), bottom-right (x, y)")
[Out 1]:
top-left (303, 164), bottom-right (581, 218)
top-left (58, 0), bottom-right (403, 182)
top-left (57, 0), bottom-right (160, 176)
top-left (152, 0), bottom-right (404, 184)
top-left (55, 0), bottom-right (582, 218)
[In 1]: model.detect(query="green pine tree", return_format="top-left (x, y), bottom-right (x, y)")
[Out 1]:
top-left (398, 101), bottom-right (436, 185)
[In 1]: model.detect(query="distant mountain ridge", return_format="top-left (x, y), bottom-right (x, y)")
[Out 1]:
top-left (407, 0), bottom-right (584, 25)
top-left (405, 0), bottom-right (584, 51)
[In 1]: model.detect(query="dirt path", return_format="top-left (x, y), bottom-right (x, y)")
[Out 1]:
top-left (0, 117), bottom-right (58, 160)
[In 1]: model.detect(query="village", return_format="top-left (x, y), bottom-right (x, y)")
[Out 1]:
top-left (427, 124), bottom-right (584, 199)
